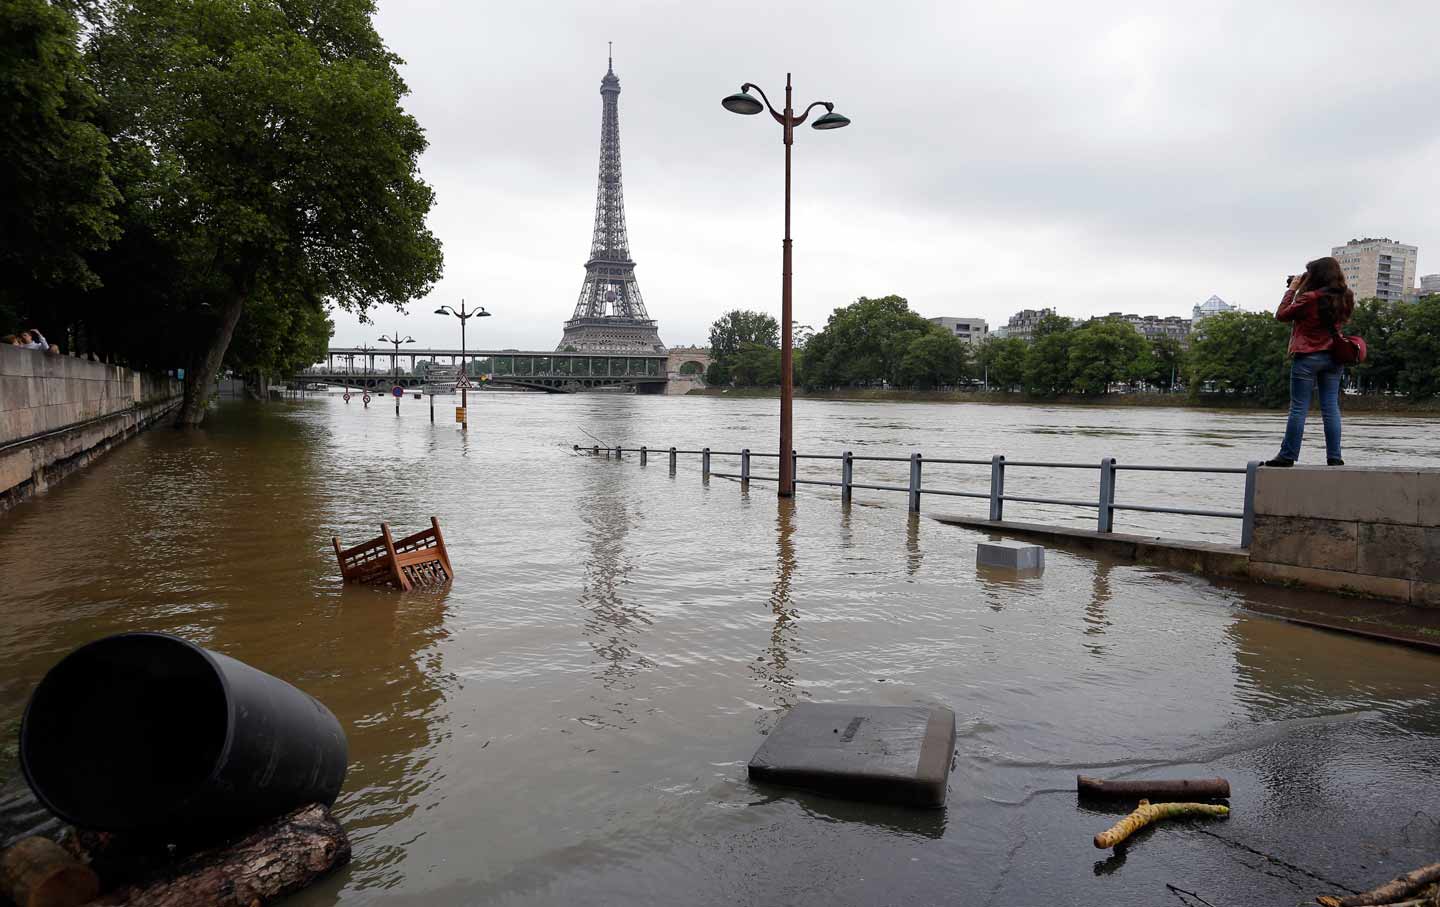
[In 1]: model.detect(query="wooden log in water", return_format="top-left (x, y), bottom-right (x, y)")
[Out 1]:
top-left (1316, 862), bottom-right (1440, 907)
top-left (86, 804), bottom-right (350, 907)
top-left (1077, 775), bottom-right (1231, 801)
top-left (0, 836), bottom-right (100, 907)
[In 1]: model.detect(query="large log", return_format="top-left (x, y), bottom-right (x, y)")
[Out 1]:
top-left (87, 804), bottom-right (350, 907)
top-left (1077, 775), bottom-right (1231, 801)
top-left (1317, 862), bottom-right (1440, 907)
top-left (0, 836), bottom-right (100, 907)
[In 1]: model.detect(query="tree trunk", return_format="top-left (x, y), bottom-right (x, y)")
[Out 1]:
top-left (84, 804), bottom-right (349, 907)
top-left (1077, 775), bottom-right (1231, 801)
top-left (175, 294), bottom-right (245, 427)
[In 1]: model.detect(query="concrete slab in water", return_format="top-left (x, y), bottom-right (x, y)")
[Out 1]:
top-left (748, 703), bottom-right (955, 808)
top-left (976, 540), bottom-right (1044, 571)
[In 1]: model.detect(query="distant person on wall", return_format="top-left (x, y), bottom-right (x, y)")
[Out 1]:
top-left (17, 329), bottom-right (50, 351)
top-left (1265, 257), bottom-right (1356, 468)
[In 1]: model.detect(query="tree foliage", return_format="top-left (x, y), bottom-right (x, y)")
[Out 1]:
top-left (0, 0), bottom-right (118, 332)
top-left (1067, 319), bottom-right (1148, 395)
top-left (53, 0), bottom-right (445, 423)
top-left (976, 337), bottom-right (1027, 391)
top-left (1185, 311), bottom-right (1290, 404)
top-left (802, 295), bottom-right (941, 388)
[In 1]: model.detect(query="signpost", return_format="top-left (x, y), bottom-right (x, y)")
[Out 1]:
top-left (455, 407), bottom-right (467, 424)
top-left (392, 384), bottom-right (404, 416)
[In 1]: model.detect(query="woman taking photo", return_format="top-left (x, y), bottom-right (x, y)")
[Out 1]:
top-left (1265, 256), bottom-right (1355, 467)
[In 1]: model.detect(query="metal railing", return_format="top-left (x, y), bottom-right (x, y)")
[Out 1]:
top-left (573, 444), bottom-right (1261, 548)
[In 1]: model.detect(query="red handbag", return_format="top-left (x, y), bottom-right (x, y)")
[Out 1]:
top-left (1331, 329), bottom-right (1367, 365)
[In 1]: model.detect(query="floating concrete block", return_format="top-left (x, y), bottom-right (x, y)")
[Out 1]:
top-left (976, 540), bottom-right (1045, 571)
top-left (748, 703), bottom-right (955, 808)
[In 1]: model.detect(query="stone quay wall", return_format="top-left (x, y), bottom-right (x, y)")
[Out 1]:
top-left (0, 344), bottom-right (182, 511)
top-left (1249, 467), bottom-right (1440, 607)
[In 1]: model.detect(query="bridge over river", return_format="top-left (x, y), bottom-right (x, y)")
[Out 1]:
top-left (299, 346), bottom-right (711, 394)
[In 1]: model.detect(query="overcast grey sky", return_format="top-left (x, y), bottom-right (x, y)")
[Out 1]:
top-left (335, 0), bottom-right (1440, 351)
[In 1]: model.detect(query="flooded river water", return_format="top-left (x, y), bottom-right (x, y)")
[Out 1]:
top-left (1, 394), bottom-right (1438, 905)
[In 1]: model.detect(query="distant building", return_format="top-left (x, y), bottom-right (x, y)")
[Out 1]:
top-left (1332, 237), bottom-right (1418, 303)
top-left (1099, 313), bottom-right (1191, 342)
top-left (1420, 274), bottom-right (1440, 298)
top-left (999, 308), bottom-right (1057, 342)
top-left (926, 316), bottom-right (989, 345)
top-left (1192, 295), bottom-right (1237, 323)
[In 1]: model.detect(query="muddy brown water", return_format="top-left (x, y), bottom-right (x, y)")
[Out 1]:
top-left (1, 395), bottom-right (1438, 905)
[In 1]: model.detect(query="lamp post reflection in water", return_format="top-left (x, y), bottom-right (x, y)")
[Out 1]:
top-left (576, 441), bottom-right (652, 727)
top-left (752, 498), bottom-right (803, 722)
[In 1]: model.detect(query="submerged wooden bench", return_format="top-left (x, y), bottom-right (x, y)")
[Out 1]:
top-left (332, 517), bottom-right (453, 590)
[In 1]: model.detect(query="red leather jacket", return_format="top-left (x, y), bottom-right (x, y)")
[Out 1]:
top-left (1276, 289), bottom-right (1346, 356)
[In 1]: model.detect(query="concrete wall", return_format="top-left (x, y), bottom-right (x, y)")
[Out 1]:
top-left (1250, 467), bottom-right (1440, 606)
top-left (0, 344), bottom-right (182, 510)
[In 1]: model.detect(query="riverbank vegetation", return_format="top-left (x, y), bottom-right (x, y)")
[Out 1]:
top-left (1, 0), bottom-right (442, 424)
top-left (703, 294), bottom-right (1440, 405)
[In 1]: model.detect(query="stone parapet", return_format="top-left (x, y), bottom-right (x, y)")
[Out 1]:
top-left (1, 344), bottom-right (181, 510)
top-left (1250, 466), bottom-right (1440, 606)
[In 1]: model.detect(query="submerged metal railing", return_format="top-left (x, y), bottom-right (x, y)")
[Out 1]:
top-left (574, 444), bottom-right (1261, 548)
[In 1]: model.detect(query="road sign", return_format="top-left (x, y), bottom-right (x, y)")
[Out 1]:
top-left (391, 385), bottom-right (404, 398)
top-left (455, 407), bottom-right (467, 423)
top-left (454, 373), bottom-right (471, 389)
top-left (361, 393), bottom-right (371, 406)
top-left (342, 392), bottom-right (351, 403)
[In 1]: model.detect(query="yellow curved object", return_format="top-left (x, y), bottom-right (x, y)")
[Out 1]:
top-left (1093, 798), bottom-right (1230, 849)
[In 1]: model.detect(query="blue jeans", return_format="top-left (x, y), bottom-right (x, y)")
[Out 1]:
top-left (1278, 352), bottom-right (1343, 462)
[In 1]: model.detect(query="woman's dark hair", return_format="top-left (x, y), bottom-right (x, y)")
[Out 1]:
top-left (1304, 256), bottom-right (1355, 326)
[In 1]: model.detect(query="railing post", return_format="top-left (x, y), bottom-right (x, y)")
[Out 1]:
top-left (668, 446), bottom-right (677, 474)
top-left (592, 444), bottom-right (599, 457)
top-left (702, 447), bottom-right (711, 478)
top-left (1241, 459), bottom-right (1260, 548)
top-left (841, 450), bottom-right (854, 503)
top-left (1097, 457), bottom-right (1116, 533)
top-left (908, 452), bottom-right (923, 512)
top-left (792, 449), bottom-right (799, 493)
top-left (640, 445), bottom-right (647, 466)
top-left (741, 448), bottom-right (751, 483)
top-left (989, 454), bottom-right (1006, 521)
top-left (615, 445), bottom-right (622, 460)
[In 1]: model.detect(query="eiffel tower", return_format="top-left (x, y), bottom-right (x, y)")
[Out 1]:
top-left (557, 49), bottom-right (665, 353)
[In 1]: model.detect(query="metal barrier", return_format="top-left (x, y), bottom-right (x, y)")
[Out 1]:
top-left (575, 445), bottom-right (1261, 548)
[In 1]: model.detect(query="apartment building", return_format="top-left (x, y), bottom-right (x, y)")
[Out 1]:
top-left (1332, 238), bottom-right (1418, 302)
top-left (1101, 313), bottom-right (1191, 341)
top-left (995, 308), bottom-right (1057, 342)
top-left (1420, 274), bottom-right (1440, 298)
top-left (926, 316), bottom-right (989, 345)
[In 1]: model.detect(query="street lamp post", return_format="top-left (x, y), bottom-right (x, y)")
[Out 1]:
top-left (378, 333), bottom-right (415, 378)
top-left (434, 300), bottom-right (491, 430)
top-left (722, 74), bottom-right (849, 497)
top-left (378, 333), bottom-right (414, 415)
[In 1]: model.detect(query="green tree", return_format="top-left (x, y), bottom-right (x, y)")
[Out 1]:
top-left (708, 309), bottom-right (778, 366)
top-left (1140, 335), bottom-right (1187, 392)
top-left (728, 342), bottom-right (782, 387)
top-left (85, 0), bottom-right (443, 424)
top-left (1067, 319), bottom-right (1147, 395)
top-left (976, 336), bottom-right (1027, 391)
top-left (1185, 311), bottom-right (1290, 404)
top-left (1345, 297), bottom-right (1399, 395)
top-left (0, 0), bottom-right (119, 333)
top-left (896, 329), bottom-right (970, 389)
top-left (1031, 312), bottom-right (1072, 340)
top-left (801, 295), bottom-right (933, 388)
top-left (1392, 295), bottom-right (1440, 400)
top-left (223, 290), bottom-right (333, 383)
top-left (1022, 322), bottom-right (1074, 396)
